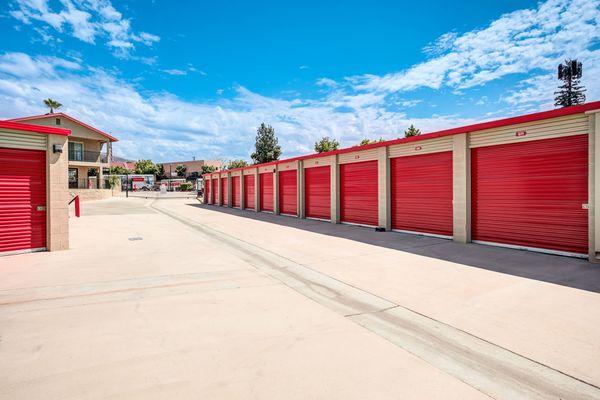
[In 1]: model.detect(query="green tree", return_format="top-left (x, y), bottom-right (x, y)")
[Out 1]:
top-left (201, 165), bottom-right (218, 175)
top-left (225, 159), bottom-right (248, 170)
top-left (134, 159), bottom-right (158, 175)
top-left (251, 123), bottom-right (281, 164)
top-left (555, 59), bottom-right (586, 107)
top-left (108, 175), bottom-right (121, 189)
top-left (356, 137), bottom-right (384, 146)
top-left (404, 124), bottom-right (421, 138)
top-left (175, 164), bottom-right (187, 177)
top-left (109, 165), bottom-right (131, 175)
top-left (43, 98), bottom-right (62, 114)
top-left (156, 164), bottom-right (167, 180)
top-left (314, 136), bottom-right (340, 153)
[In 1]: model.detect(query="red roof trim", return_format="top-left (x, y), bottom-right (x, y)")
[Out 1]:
top-left (203, 101), bottom-right (600, 179)
top-left (0, 120), bottom-right (71, 136)
top-left (8, 113), bottom-right (118, 142)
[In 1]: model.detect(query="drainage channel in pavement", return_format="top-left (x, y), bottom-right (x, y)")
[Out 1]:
top-left (151, 201), bottom-right (600, 400)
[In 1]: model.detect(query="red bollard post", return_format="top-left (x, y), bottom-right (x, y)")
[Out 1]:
top-left (74, 195), bottom-right (80, 218)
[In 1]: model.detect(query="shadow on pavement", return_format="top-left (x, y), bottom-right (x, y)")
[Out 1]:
top-left (189, 203), bottom-right (600, 294)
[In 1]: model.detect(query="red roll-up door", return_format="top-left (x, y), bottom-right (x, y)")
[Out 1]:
top-left (260, 172), bottom-right (274, 212)
top-left (391, 151), bottom-right (453, 236)
top-left (205, 179), bottom-right (210, 203)
top-left (472, 135), bottom-right (588, 255)
top-left (0, 148), bottom-right (47, 253)
top-left (231, 176), bottom-right (241, 208)
top-left (340, 160), bottom-right (378, 226)
top-left (279, 170), bottom-right (297, 216)
top-left (212, 179), bottom-right (218, 204)
top-left (305, 166), bottom-right (330, 220)
top-left (244, 174), bottom-right (255, 210)
top-left (220, 177), bottom-right (228, 206)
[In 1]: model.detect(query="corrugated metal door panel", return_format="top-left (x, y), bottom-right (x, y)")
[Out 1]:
top-left (305, 166), bottom-right (330, 220)
top-left (220, 177), bottom-right (228, 206)
top-left (0, 130), bottom-right (47, 151)
top-left (212, 179), bottom-right (218, 204)
top-left (205, 180), bottom-right (211, 204)
top-left (391, 151), bottom-right (453, 236)
top-left (259, 173), bottom-right (274, 212)
top-left (244, 174), bottom-right (255, 209)
top-left (340, 160), bottom-right (378, 226)
top-left (279, 170), bottom-right (297, 216)
top-left (472, 134), bottom-right (588, 255)
top-left (0, 147), bottom-right (46, 252)
top-left (231, 176), bottom-right (241, 207)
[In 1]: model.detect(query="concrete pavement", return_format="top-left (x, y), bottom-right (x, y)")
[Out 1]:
top-left (1, 197), bottom-right (600, 399)
top-left (0, 197), bottom-right (487, 400)
top-left (156, 199), bottom-right (600, 393)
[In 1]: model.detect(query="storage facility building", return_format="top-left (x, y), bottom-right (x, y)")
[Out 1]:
top-left (204, 102), bottom-right (600, 261)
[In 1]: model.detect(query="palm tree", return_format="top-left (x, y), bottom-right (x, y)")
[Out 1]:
top-left (43, 98), bottom-right (62, 114)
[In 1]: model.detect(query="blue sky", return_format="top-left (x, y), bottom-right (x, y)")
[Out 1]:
top-left (1, 0), bottom-right (599, 162)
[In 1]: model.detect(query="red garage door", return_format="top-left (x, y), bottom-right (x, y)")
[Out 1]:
top-left (205, 179), bottom-right (210, 203)
top-left (231, 176), bottom-right (241, 208)
top-left (0, 148), bottom-right (46, 253)
top-left (260, 172), bottom-right (274, 212)
top-left (279, 170), bottom-right (297, 216)
top-left (340, 160), bottom-right (378, 226)
top-left (220, 177), bottom-right (228, 206)
top-left (472, 135), bottom-right (588, 255)
top-left (244, 174), bottom-right (255, 210)
top-left (391, 152), bottom-right (453, 236)
top-left (212, 179), bottom-right (218, 204)
top-left (305, 166), bottom-right (330, 220)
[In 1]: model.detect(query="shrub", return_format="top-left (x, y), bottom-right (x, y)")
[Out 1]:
top-left (179, 182), bottom-right (194, 191)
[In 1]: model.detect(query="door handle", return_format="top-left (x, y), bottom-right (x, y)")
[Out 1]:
top-left (36, 205), bottom-right (46, 211)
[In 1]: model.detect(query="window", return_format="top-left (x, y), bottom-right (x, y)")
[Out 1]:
top-left (56, 118), bottom-right (61, 125)
top-left (68, 168), bottom-right (78, 188)
top-left (68, 142), bottom-right (83, 161)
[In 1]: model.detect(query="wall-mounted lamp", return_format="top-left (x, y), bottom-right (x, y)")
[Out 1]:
top-left (53, 144), bottom-right (63, 153)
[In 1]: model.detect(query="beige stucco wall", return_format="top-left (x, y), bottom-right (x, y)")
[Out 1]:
top-left (46, 134), bottom-right (69, 251)
top-left (70, 189), bottom-right (114, 202)
top-left (452, 133), bottom-right (471, 243)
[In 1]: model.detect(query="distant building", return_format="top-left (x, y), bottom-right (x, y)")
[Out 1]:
top-left (111, 156), bottom-right (136, 171)
top-left (160, 159), bottom-right (222, 178)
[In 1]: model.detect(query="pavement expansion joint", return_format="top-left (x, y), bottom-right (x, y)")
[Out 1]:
top-left (151, 201), bottom-right (600, 400)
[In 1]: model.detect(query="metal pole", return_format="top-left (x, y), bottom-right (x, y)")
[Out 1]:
top-left (126, 174), bottom-right (129, 198)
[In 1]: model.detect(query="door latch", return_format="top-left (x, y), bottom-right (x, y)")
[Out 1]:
top-left (582, 204), bottom-right (589, 210)
top-left (36, 205), bottom-right (46, 211)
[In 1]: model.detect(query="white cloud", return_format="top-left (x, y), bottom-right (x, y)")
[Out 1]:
top-left (348, 0), bottom-right (600, 105)
top-left (9, 0), bottom-right (160, 56)
top-left (161, 64), bottom-right (206, 76)
top-left (0, 52), bottom-right (474, 162)
top-left (316, 77), bottom-right (338, 88)
top-left (161, 69), bottom-right (187, 76)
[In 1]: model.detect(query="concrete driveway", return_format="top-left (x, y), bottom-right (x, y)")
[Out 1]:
top-left (1, 197), bottom-right (599, 399)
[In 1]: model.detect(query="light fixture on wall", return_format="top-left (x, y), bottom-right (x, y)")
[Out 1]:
top-left (53, 144), bottom-right (63, 153)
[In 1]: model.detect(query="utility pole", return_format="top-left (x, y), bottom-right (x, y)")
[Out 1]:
top-left (555, 59), bottom-right (586, 107)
